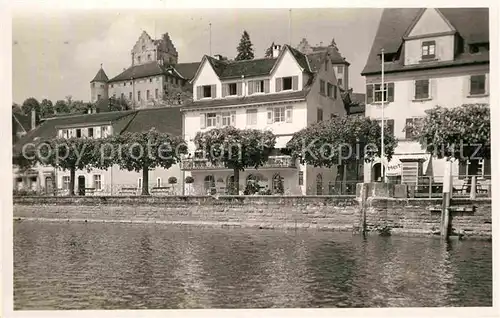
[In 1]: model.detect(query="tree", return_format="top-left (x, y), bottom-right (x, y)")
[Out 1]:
top-left (21, 97), bottom-right (40, 115)
top-left (194, 126), bottom-right (276, 194)
top-left (286, 116), bottom-right (398, 168)
top-left (107, 96), bottom-right (131, 112)
top-left (40, 99), bottom-right (55, 118)
top-left (55, 100), bottom-right (70, 114)
top-left (264, 41), bottom-right (275, 58)
top-left (113, 129), bottom-right (187, 195)
top-left (70, 100), bottom-right (92, 114)
top-left (12, 103), bottom-right (23, 114)
top-left (405, 104), bottom-right (490, 161)
top-left (33, 137), bottom-right (101, 196)
top-left (152, 83), bottom-right (193, 107)
top-left (235, 30), bottom-right (255, 61)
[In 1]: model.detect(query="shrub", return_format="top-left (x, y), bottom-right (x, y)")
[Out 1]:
top-left (185, 176), bottom-right (194, 184)
top-left (168, 177), bottom-right (178, 184)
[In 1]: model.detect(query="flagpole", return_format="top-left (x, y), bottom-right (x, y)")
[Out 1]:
top-left (209, 23), bottom-right (212, 56)
top-left (289, 9), bottom-right (292, 46)
top-left (381, 48), bottom-right (385, 183)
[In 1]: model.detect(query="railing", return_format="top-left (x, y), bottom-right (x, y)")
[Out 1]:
top-left (409, 175), bottom-right (491, 198)
top-left (181, 156), bottom-right (296, 170)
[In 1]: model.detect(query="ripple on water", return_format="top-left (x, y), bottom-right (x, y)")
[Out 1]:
top-left (13, 221), bottom-right (492, 309)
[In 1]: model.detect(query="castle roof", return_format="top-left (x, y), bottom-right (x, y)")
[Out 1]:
top-left (91, 67), bottom-right (109, 83)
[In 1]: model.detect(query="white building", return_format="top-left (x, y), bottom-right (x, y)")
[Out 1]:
top-left (362, 8), bottom-right (490, 188)
top-left (181, 44), bottom-right (347, 195)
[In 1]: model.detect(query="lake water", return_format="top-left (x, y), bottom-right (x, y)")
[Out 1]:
top-left (13, 220), bottom-right (492, 309)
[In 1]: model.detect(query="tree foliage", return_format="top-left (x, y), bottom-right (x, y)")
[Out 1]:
top-left (107, 96), bottom-right (131, 112)
top-left (286, 116), bottom-right (398, 167)
top-left (405, 103), bottom-right (490, 160)
top-left (264, 41), bottom-right (275, 58)
top-left (55, 99), bottom-right (70, 114)
top-left (235, 30), bottom-right (255, 61)
top-left (194, 126), bottom-right (276, 194)
top-left (40, 99), bottom-right (55, 118)
top-left (113, 129), bottom-right (187, 195)
top-left (152, 83), bottom-right (193, 107)
top-left (12, 103), bottom-right (23, 114)
top-left (21, 97), bottom-right (40, 115)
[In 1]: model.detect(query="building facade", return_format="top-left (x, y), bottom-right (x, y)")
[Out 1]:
top-left (181, 44), bottom-right (346, 195)
top-left (90, 31), bottom-right (200, 109)
top-left (362, 8), bottom-right (490, 188)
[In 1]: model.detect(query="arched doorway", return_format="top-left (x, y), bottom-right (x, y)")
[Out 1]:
top-left (272, 173), bottom-right (284, 194)
top-left (372, 163), bottom-right (385, 182)
top-left (77, 176), bottom-right (86, 196)
top-left (204, 175), bottom-right (216, 195)
top-left (316, 174), bottom-right (323, 195)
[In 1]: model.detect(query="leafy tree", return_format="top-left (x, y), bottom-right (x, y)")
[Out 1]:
top-left (12, 103), bottom-right (23, 114)
top-left (70, 100), bottom-right (92, 114)
top-left (194, 126), bottom-right (276, 194)
top-left (107, 96), bottom-right (131, 112)
top-left (113, 129), bottom-right (187, 195)
top-left (55, 100), bottom-right (70, 114)
top-left (40, 99), bottom-right (55, 118)
top-left (33, 137), bottom-right (101, 196)
top-left (286, 116), bottom-right (398, 168)
top-left (235, 30), bottom-right (255, 61)
top-left (168, 177), bottom-right (177, 184)
top-left (265, 41), bottom-right (275, 58)
top-left (21, 97), bottom-right (40, 115)
top-left (152, 83), bottom-right (193, 107)
top-left (405, 104), bottom-right (490, 161)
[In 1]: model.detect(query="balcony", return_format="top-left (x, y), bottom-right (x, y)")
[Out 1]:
top-left (181, 156), bottom-right (297, 171)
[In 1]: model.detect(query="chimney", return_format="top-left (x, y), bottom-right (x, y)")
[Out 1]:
top-left (319, 41), bottom-right (323, 47)
top-left (214, 54), bottom-right (223, 61)
top-left (272, 45), bottom-right (281, 58)
top-left (31, 108), bottom-right (36, 130)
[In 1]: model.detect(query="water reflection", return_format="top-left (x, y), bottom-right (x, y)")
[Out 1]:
top-left (13, 221), bottom-right (492, 309)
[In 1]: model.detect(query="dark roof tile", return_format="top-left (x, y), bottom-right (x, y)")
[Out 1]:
top-left (124, 106), bottom-right (182, 136)
top-left (108, 61), bottom-right (167, 83)
top-left (91, 68), bottom-right (109, 83)
top-left (174, 62), bottom-right (201, 80)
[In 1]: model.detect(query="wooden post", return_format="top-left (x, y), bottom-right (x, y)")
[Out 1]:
top-left (470, 175), bottom-right (477, 199)
top-left (428, 176), bottom-right (432, 198)
top-left (441, 160), bottom-right (452, 238)
top-left (360, 183), bottom-right (369, 235)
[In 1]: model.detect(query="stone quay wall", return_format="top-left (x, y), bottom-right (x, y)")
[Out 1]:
top-left (13, 195), bottom-right (492, 238)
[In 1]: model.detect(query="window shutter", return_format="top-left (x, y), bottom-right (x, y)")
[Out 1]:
top-left (267, 108), bottom-right (273, 124)
top-left (197, 86), bottom-right (202, 100)
top-left (276, 78), bottom-right (282, 92)
top-left (292, 76), bottom-right (299, 90)
top-left (483, 159), bottom-right (491, 177)
top-left (366, 84), bottom-right (373, 104)
top-left (405, 118), bottom-right (412, 139)
top-left (334, 85), bottom-right (337, 99)
top-left (96, 127), bottom-right (101, 138)
top-left (216, 113), bottom-right (221, 127)
top-left (458, 160), bottom-right (467, 179)
top-left (58, 130), bottom-right (63, 138)
top-left (237, 82), bottom-right (242, 96)
top-left (387, 119), bottom-right (395, 136)
top-left (388, 82), bottom-right (394, 102)
top-left (286, 106), bottom-right (293, 123)
top-left (248, 81), bottom-right (254, 95)
top-left (230, 111), bottom-right (236, 126)
top-left (264, 79), bottom-right (270, 93)
top-left (222, 84), bottom-right (227, 97)
top-left (200, 114), bottom-right (206, 129)
top-left (211, 85), bottom-right (216, 98)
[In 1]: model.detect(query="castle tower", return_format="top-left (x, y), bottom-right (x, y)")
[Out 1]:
top-left (131, 31), bottom-right (179, 67)
top-left (90, 64), bottom-right (109, 103)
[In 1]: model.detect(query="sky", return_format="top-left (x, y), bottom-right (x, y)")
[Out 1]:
top-left (12, 8), bottom-right (382, 104)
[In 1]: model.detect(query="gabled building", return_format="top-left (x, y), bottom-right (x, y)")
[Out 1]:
top-left (181, 44), bottom-right (346, 195)
top-left (362, 8), bottom-right (490, 186)
top-left (13, 107), bottom-right (183, 195)
top-left (12, 109), bottom-right (38, 144)
top-left (90, 31), bottom-right (200, 109)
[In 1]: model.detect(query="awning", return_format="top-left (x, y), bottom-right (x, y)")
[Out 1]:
top-left (377, 154), bottom-right (432, 176)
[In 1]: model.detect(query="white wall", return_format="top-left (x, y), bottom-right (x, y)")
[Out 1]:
top-left (269, 49), bottom-right (304, 91)
top-left (407, 9), bottom-right (454, 38)
top-left (192, 59), bottom-right (222, 100)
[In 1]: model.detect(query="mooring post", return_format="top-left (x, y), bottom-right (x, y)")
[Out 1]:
top-left (441, 160), bottom-right (452, 238)
top-left (360, 183), bottom-right (369, 234)
top-left (470, 175), bottom-right (477, 200)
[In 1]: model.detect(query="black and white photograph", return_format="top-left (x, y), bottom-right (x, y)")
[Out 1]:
top-left (2, 1), bottom-right (498, 317)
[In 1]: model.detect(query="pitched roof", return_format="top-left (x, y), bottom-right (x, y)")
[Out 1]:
top-left (174, 62), bottom-right (201, 80)
top-left (91, 68), bottom-right (109, 83)
top-left (181, 90), bottom-right (309, 110)
top-left (12, 107), bottom-right (183, 156)
top-left (306, 52), bottom-right (327, 72)
top-left (350, 93), bottom-right (366, 106)
top-left (108, 61), bottom-right (169, 83)
top-left (287, 46), bottom-right (312, 72)
top-left (12, 113), bottom-right (31, 133)
top-left (308, 45), bottom-right (349, 65)
top-left (362, 8), bottom-right (489, 75)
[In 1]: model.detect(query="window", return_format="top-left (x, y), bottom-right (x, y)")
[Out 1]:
top-left (88, 127), bottom-right (94, 138)
top-left (221, 112), bottom-right (231, 126)
top-left (298, 171), bottom-right (304, 186)
top-left (124, 82), bottom-right (126, 87)
top-left (327, 83), bottom-right (333, 97)
top-left (155, 89), bottom-right (159, 99)
top-left (333, 85), bottom-right (337, 99)
top-left (93, 175), bottom-right (102, 190)
top-left (129, 92), bottom-right (132, 100)
top-left (414, 79), bottom-right (430, 100)
top-left (273, 107), bottom-right (285, 123)
top-left (470, 75), bottom-right (486, 95)
top-left (121, 93), bottom-right (125, 99)
top-left (157, 178), bottom-right (161, 187)
top-left (137, 91), bottom-right (141, 101)
top-left (149, 78), bottom-right (152, 83)
top-left (338, 78), bottom-right (343, 86)
top-left (324, 60), bottom-right (328, 71)
top-left (61, 129), bottom-right (68, 139)
top-left (317, 108), bottom-right (323, 122)
top-left (374, 83), bottom-right (388, 102)
top-left (97, 94), bottom-right (101, 100)
top-left (146, 90), bottom-right (150, 100)
top-left (459, 159), bottom-right (491, 179)
top-left (137, 56), bottom-right (141, 63)
top-left (283, 77), bottom-right (293, 90)
top-left (337, 66), bottom-right (343, 74)
top-left (138, 178), bottom-right (142, 190)
top-left (203, 85), bottom-right (212, 98)
top-left (111, 84), bottom-right (114, 88)
top-left (148, 54), bottom-right (151, 61)
top-left (246, 109), bottom-right (257, 125)
top-left (255, 80), bottom-right (264, 93)
top-left (228, 83), bottom-right (237, 96)
top-left (206, 113), bottom-right (217, 127)
top-left (377, 119), bottom-right (395, 136)
top-left (130, 81), bottom-right (133, 85)
top-left (113, 93), bottom-right (116, 98)
top-left (316, 174), bottom-right (323, 195)
top-left (422, 41), bottom-right (436, 59)
top-left (320, 80), bottom-right (325, 95)
top-left (62, 176), bottom-right (70, 190)
top-left (405, 117), bottom-right (424, 139)
top-left (76, 129), bottom-right (82, 138)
